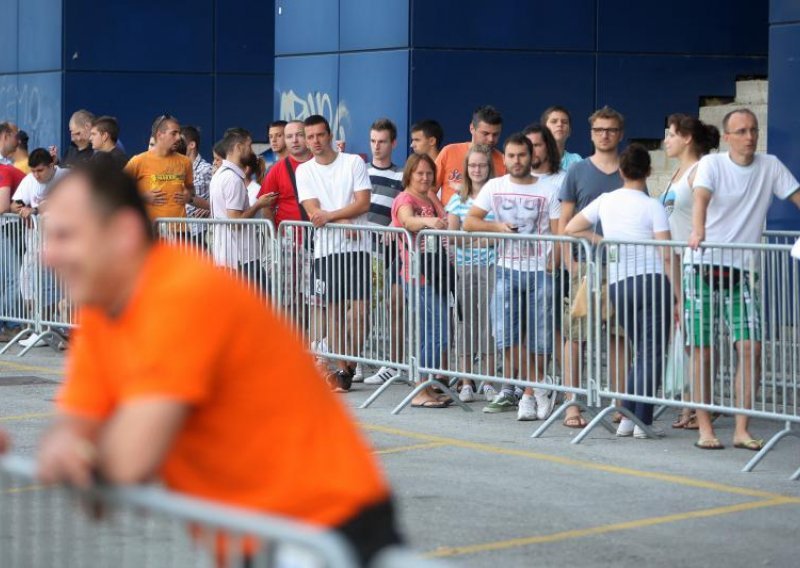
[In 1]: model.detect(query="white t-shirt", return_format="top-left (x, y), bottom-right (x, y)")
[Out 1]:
top-left (296, 152), bottom-right (372, 258)
top-left (690, 152), bottom-right (799, 269)
top-left (660, 163), bottom-right (698, 242)
top-left (12, 166), bottom-right (66, 208)
top-left (581, 188), bottom-right (670, 283)
top-left (247, 180), bottom-right (261, 208)
top-left (209, 160), bottom-right (254, 268)
top-left (472, 174), bottom-right (561, 271)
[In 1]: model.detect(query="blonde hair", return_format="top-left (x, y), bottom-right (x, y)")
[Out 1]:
top-left (459, 144), bottom-right (494, 203)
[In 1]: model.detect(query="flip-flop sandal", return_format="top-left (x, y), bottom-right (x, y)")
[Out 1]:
top-left (685, 412), bottom-right (721, 430)
top-left (672, 412), bottom-right (694, 429)
top-left (694, 438), bottom-right (725, 450)
top-left (411, 400), bottom-right (448, 409)
top-left (563, 415), bottom-right (588, 429)
top-left (733, 439), bottom-right (764, 451)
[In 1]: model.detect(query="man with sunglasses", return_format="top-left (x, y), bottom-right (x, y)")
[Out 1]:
top-left (557, 106), bottom-right (626, 430)
top-left (125, 114), bottom-right (194, 222)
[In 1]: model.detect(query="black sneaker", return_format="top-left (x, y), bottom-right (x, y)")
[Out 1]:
top-left (326, 369), bottom-right (353, 393)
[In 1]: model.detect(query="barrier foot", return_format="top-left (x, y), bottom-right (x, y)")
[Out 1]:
top-left (571, 405), bottom-right (619, 445)
top-left (15, 328), bottom-right (64, 358)
top-left (531, 399), bottom-right (593, 439)
top-left (391, 378), bottom-right (472, 415)
top-left (742, 422), bottom-right (799, 473)
top-left (359, 374), bottom-right (413, 409)
top-left (0, 328), bottom-right (34, 356)
top-left (790, 466), bottom-right (800, 482)
top-left (653, 405), bottom-right (670, 420)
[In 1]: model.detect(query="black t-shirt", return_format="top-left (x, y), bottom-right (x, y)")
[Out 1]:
top-left (62, 143), bottom-right (94, 167)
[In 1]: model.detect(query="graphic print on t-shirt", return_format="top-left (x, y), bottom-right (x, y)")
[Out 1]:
top-left (492, 191), bottom-right (551, 268)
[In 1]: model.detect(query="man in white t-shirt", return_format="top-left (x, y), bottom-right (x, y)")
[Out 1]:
top-left (297, 115), bottom-right (372, 393)
top-left (208, 128), bottom-right (272, 288)
top-left (688, 108), bottom-right (800, 451)
top-left (465, 133), bottom-right (561, 421)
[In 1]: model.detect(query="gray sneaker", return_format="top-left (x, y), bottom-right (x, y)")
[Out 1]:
top-left (482, 392), bottom-right (517, 413)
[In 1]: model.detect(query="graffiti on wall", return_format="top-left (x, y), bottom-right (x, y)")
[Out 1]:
top-left (0, 79), bottom-right (60, 149)
top-left (279, 90), bottom-right (349, 142)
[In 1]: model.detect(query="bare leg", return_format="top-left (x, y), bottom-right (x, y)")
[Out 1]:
top-left (733, 340), bottom-right (762, 443)
top-left (692, 347), bottom-right (716, 441)
top-left (563, 339), bottom-right (584, 422)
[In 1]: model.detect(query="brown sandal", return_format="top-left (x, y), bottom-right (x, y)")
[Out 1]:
top-left (563, 415), bottom-right (588, 429)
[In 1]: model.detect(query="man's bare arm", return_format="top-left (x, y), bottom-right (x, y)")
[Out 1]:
top-left (689, 187), bottom-right (712, 249)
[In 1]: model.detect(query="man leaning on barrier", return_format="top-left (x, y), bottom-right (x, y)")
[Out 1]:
top-left (4, 162), bottom-right (400, 565)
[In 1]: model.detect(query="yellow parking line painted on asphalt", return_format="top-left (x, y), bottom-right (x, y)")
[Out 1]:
top-left (362, 423), bottom-right (800, 501)
top-left (429, 498), bottom-right (798, 558)
top-left (0, 360), bottom-right (63, 375)
top-left (0, 412), bottom-right (55, 422)
top-left (2, 484), bottom-right (43, 495)
top-left (375, 442), bottom-right (447, 455)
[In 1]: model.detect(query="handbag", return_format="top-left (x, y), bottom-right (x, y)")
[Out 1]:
top-left (664, 323), bottom-right (687, 398)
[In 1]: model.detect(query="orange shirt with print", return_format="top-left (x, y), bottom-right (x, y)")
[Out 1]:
top-left (124, 152), bottom-right (193, 220)
top-left (434, 142), bottom-right (506, 205)
top-left (58, 245), bottom-right (390, 527)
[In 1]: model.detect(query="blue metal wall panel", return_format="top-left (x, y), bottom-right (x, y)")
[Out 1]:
top-left (408, 50), bottom-right (596, 156)
top-left (411, 0), bottom-right (595, 51)
top-left (340, 0), bottom-right (409, 51)
top-left (0, 72), bottom-right (61, 150)
top-left (64, 72), bottom-right (214, 156)
top-left (216, 0), bottom-right (275, 74)
top-left (339, 50), bottom-right (409, 159)
top-left (767, 22), bottom-right (800, 229)
top-left (599, 1), bottom-right (768, 55)
top-left (275, 0), bottom-right (338, 55)
top-left (214, 74), bottom-right (275, 143)
top-left (0, 0), bottom-right (19, 73)
top-left (18, 0), bottom-right (62, 71)
top-left (64, 1), bottom-right (213, 72)
top-left (596, 55), bottom-right (768, 142)
top-left (274, 53), bottom-right (341, 136)
top-left (770, 0), bottom-right (800, 24)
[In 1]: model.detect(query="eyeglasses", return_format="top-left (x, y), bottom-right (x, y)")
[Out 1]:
top-left (726, 127), bottom-right (759, 137)
top-left (153, 113), bottom-right (174, 134)
top-left (591, 127), bottom-right (621, 136)
top-left (467, 163), bottom-right (489, 169)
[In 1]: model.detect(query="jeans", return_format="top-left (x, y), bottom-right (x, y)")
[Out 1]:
top-left (608, 273), bottom-right (672, 425)
top-left (492, 268), bottom-right (554, 354)
top-left (408, 282), bottom-right (448, 373)
top-left (0, 229), bottom-right (21, 331)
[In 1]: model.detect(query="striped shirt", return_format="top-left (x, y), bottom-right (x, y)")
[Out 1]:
top-left (445, 193), bottom-right (496, 266)
top-left (367, 162), bottom-right (404, 226)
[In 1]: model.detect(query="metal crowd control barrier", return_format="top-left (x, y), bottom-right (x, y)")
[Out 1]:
top-left (0, 214), bottom-right (41, 355)
top-left (154, 217), bottom-right (277, 302)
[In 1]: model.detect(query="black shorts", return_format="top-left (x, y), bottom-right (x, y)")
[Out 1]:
top-left (312, 252), bottom-right (372, 304)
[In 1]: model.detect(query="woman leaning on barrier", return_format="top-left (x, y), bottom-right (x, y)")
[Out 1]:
top-left (660, 114), bottom-right (720, 430)
top-left (391, 153), bottom-right (452, 408)
top-left (566, 143), bottom-right (682, 439)
top-left (445, 144), bottom-right (499, 403)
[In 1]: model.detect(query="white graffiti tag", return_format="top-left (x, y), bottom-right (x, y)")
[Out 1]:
top-left (279, 90), bottom-right (349, 142)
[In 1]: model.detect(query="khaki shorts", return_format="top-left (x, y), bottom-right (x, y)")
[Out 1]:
top-left (563, 263), bottom-right (623, 341)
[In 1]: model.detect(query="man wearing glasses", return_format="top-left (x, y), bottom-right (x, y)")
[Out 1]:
top-left (557, 106), bottom-right (626, 429)
top-left (125, 114), bottom-right (194, 222)
top-left (687, 108), bottom-right (800, 451)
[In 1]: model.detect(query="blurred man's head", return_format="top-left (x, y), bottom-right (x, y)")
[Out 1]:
top-left (503, 133), bottom-right (533, 181)
top-left (43, 164), bottom-right (153, 311)
top-left (410, 119), bottom-right (443, 159)
top-left (304, 115), bottom-right (334, 159)
top-left (0, 122), bottom-right (19, 157)
top-left (722, 109), bottom-right (759, 163)
top-left (69, 110), bottom-right (95, 150)
top-left (588, 106), bottom-right (624, 154)
top-left (469, 106), bottom-right (503, 149)
top-left (28, 148), bottom-right (57, 184)
top-left (180, 126), bottom-right (202, 160)
top-left (220, 128), bottom-right (253, 167)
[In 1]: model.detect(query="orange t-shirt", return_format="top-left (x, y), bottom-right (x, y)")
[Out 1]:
top-left (58, 245), bottom-right (390, 527)
top-left (124, 151), bottom-right (193, 220)
top-left (434, 142), bottom-right (506, 205)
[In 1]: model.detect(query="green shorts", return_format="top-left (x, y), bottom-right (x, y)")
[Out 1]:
top-left (683, 265), bottom-right (761, 347)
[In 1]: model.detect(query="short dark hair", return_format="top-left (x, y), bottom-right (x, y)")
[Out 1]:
top-left (16, 130), bottom-right (29, 151)
top-left (269, 120), bottom-right (288, 130)
top-left (92, 116), bottom-right (120, 143)
top-left (722, 108), bottom-right (758, 132)
top-left (220, 128), bottom-right (251, 156)
top-left (50, 161), bottom-right (154, 241)
top-left (472, 105), bottom-right (503, 128)
top-left (213, 139), bottom-right (227, 159)
top-left (411, 120), bottom-right (444, 149)
top-left (151, 113), bottom-right (179, 139)
top-left (522, 123), bottom-right (561, 174)
top-left (503, 132), bottom-right (533, 156)
top-left (370, 118), bottom-right (397, 142)
top-left (541, 105), bottom-right (572, 126)
top-left (0, 122), bottom-right (16, 136)
top-left (303, 114), bottom-right (331, 134)
top-left (402, 153), bottom-right (437, 189)
top-left (619, 143), bottom-right (651, 181)
top-left (28, 148), bottom-right (54, 169)
top-left (181, 125), bottom-right (201, 148)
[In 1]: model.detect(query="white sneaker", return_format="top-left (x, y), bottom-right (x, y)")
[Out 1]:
top-left (616, 417), bottom-right (635, 437)
top-left (483, 385), bottom-right (497, 402)
top-left (352, 363), bottom-right (364, 383)
top-left (364, 366), bottom-right (399, 385)
top-left (459, 384), bottom-right (475, 403)
top-left (19, 333), bottom-right (44, 348)
top-left (517, 394), bottom-right (537, 421)
top-left (634, 424), bottom-right (666, 439)
top-left (533, 388), bottom-right (555, 420)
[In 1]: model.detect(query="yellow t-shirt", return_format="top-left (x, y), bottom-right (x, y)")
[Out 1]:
top-left (125, 151), bottom-right (193, 219)
top-left (13, 159), bottom-right (30, 174)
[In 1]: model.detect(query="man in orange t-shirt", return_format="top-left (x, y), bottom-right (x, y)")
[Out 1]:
top-left (32, 163), bottom-right (400, 565)
top-left (434, 105), bottom-right (506, 205)
top-left (124, 114), bottom-right (194, 220)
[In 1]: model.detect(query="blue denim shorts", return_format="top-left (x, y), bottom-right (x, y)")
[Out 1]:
top-left (492, 268), bottom-right (554, 354)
